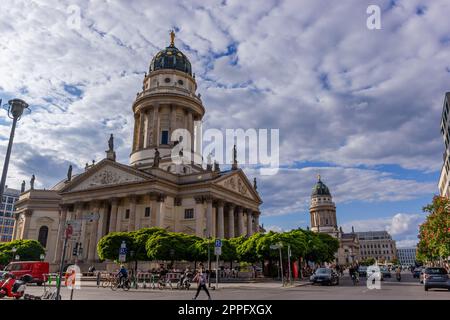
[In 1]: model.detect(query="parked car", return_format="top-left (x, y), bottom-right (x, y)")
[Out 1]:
top-left (3, 261), bottom-right (49, 286)
top-left (310, 268), bottom-right (339, 286)
top-left (380, 266), bottom-right (391, 278)
top-left (358, 266), bottom-right (367, 277)
top-left (423, 267), bottom-right (450, 291)
top-left (413, 267), bottom-right (422, 279)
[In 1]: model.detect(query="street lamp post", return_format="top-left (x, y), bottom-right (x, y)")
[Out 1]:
top-left (0, 99), bottom-right (30, 201)
top-left (11, 247), bottom-right (17, 264)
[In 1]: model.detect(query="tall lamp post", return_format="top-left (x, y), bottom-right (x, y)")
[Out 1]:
top-left (0, 99), bottom-right (30, 200)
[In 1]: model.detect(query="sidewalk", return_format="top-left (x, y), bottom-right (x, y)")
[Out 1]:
top-left (41, 279), bottom-right (311, 290)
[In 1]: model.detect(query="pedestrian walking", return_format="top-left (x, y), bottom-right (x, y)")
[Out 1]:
top-left (192, 269), bottom-right (211, 300)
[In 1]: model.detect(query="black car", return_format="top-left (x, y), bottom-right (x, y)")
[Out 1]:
top-left (413, 267), bottom-right (422, 278)
top-left (310, 268), bottom-right (339, 286)
top-left (423, 267), bottom-right (450, 291)
top-left (358, 266), bottom-right (367, 277)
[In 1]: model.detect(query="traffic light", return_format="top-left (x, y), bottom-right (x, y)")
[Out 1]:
top-left (72, 242), bottom-right (79, 256)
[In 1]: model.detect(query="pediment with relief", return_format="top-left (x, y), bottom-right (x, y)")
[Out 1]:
top-left (68, 164), bottom-right (147, 192)
top-left (215, 172), bottom-right (260, 202)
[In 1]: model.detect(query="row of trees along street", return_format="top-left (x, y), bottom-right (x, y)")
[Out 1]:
top-left (97, 227), bottom-right (339, 277)
top-left (417, 196), bottom-right (450, 265)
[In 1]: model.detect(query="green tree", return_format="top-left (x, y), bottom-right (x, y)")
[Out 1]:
top-left (146, 232), bottom-right (194, 263)
top-left (97, 232), bottom-right (134, 262)
top-left (418, 196), bottom-right (450, 263)
top-left (0, 239), bottom-right (45, 265)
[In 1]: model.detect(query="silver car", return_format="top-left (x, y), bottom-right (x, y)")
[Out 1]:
top-left (423, 267), bottom-right (450, 291)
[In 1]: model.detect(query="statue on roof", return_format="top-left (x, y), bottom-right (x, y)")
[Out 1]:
top-left (170, 30), bottom-right (175, 46)
top-left (153, 148), bottom-right (161, 168)
top-left (67, 164), bottom-right (73, 182)
top-left (21, 180), bottom-right (25, 193)
top-left (232, 144), bottom-right (238, 170)
top-left (108, 134), bottom-right (114, 152)
top-left (253, 177), bottom-right (257, 191)
top-left (30, 174), bottom-right (35, 190)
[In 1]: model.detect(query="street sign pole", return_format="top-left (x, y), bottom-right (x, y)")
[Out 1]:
top-left (279, 246), bottom-right (284, 286)
top-left (216, 253), bottom-right (219, 289)
top-left (287, 244), bottom-right (292, 285)
top-left (56, 227), bottom-right (71, 300)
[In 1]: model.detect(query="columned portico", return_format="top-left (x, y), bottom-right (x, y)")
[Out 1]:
top-left (237, 206), bottom-right (245, 236)
top-left (128, 195), bottom-right (137, 232)
top-left (205, 196), bottom-right (213, 238)
top-left (246, 210), bottom-right (253, 237)
top-left (227, 204), bottom-right (235, 238)
top-left (109, 198), bottom-right (119, 233)
top-left (53, 206), bottom-right (68, 263)
top-left (216, 200), bottom-right (224, 239)
top-left (87, 203), bottom-right (99, 262)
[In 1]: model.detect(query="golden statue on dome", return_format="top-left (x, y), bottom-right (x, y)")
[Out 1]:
top-left (170, 30), bottom-right (175, 46)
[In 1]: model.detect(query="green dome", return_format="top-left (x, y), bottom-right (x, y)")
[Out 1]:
top-left (149, 34), bottom-right (192, 76)
top-left (312, 176), bottom-right (331, 197)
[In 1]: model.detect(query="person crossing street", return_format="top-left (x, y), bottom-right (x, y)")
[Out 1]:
top-left (192, 268), bottom-right (211, 300)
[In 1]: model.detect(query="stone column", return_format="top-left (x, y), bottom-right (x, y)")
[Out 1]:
top-left (254, 212), bottom-right (260, 233)
top-left (21, 210), bottom-right (33, 239)
top-left (246, 210), bottom-right (253, 237)
top-left (87, 203), bottom-right (99, 262)
top-left (227, 204), bottom-right (235, 238)
top-left (170, 105), bottom-right (177, 139)
top-left (145, 110), bottom-right (152, 147)
top-left (137, 111), bottom-right (145, 149)
top-left (109, 198), bottom-right (119, 233)
top-left (153, 105), bottom-right (160, 148)
top-left (116, 202), bottom-right (123, 232)
top-left (132, 113), bottom-right (139, 151)
top-left (95, 203), bottom-right (107, 260)
top-left (237, 206), bottom-right (245, 236)
top-left (134, 199), bottom-right (141, 231)
top-left (53, 206), bottom-right (68, 263)
top-left (128, 196), bottom-right (137, 232)
top-left (216, 200), bottom-right (224, 239)
top-left (194, 196), bottom-right (204, 237)
top-left (187, 112), bottom-right (194, 155)
top-left (154, 194), bottom-right (166, 228)
top-left (205, 196), bottom-right (213, 238)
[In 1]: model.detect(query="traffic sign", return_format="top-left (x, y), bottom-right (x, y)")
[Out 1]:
top-left (214, 246), bottom-right (222, 256)
top-left (215, 239), bottom-right (222, 247)
top-left (119, 241), bottom-right (127, 262)
top-left (66, 220), bottom-right (81, 232)
top-left (81, 212), bottom-right (100, 221)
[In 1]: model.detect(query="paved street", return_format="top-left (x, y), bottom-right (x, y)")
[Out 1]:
top-left (22, 273), bottom-right (450, 300)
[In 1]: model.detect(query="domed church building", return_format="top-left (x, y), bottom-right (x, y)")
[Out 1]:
top-left (309, 176), bottom-right (360, 265)
top-left (12, 32), bottom-right (262, 269)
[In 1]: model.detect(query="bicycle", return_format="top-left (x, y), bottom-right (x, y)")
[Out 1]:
top-left (158, 275), bottom-right (173, 290)
top-left (111, 276), bottom-right (131, 291)
top-left (101, 273), bottom-right (115, 288)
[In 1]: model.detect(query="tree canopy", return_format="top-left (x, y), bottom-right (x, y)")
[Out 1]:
top-left (417, 196), bottom-right (450, 263)
top-left (0, 239), bottom-right (45, 266)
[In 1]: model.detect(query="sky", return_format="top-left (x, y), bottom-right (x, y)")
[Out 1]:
top-left (1, 0), bottom-right (449, 248)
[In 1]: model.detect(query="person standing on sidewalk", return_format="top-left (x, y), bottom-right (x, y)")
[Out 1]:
top-left (192, 269), bottom-right (211, 300)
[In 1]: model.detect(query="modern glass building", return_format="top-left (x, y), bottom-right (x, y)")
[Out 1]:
top-left (0, 187), bottom-right (20, 242)
top-left (397, 247), bottom-right (417, 266)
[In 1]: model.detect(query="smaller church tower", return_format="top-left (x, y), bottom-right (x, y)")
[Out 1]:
top-left (309, 175), bottom-right (339, 238)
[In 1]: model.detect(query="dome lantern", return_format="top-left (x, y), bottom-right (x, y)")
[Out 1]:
top-left (149, 30), bottom-right (192, 76)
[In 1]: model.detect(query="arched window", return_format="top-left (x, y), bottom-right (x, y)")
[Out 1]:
top-left (38, 226), bottom-right (49, 248)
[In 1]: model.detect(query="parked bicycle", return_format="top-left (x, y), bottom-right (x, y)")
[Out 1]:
top-left (101, 273), bottom-right (116, 288)
top-left (158, 275), bottom-right (173, 290)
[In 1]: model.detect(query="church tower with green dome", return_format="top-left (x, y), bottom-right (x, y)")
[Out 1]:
top-left (309, 175), bottom-right (339, 237)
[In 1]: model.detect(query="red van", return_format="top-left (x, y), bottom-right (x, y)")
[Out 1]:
top-left (4, 261), bottom-right (49, 285)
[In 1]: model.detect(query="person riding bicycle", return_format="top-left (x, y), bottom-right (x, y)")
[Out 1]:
top-left (117, 265), bottom-right (128, 288)
top-left (180, 267), bottom-right (191, 287)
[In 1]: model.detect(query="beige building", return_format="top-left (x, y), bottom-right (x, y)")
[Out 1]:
top-left (13, 33), bottom-right (262, 266)
top-left (438, 92), bottom-right (450, 197)
top-left (356, 231), bottom-right (397, 263)
top-left (309, 176), bottom-right (360, 265)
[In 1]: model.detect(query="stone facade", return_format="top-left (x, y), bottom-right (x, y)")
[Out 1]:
top-left (12, 34), bottom-right (262, 266)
